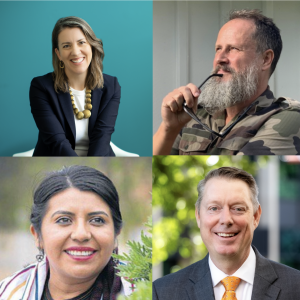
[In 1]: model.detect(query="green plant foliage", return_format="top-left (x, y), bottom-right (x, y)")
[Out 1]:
top-left (114, 217), bottom-right (152, 300)
top-left (117, 281), bottom-right (151, 300)
top-left (153, 155), bottom-right (268, 272)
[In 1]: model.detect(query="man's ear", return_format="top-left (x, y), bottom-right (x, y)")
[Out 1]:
top-left (30, 225), bottom-right (43, 249)
top-left (261, 49), bottom-right (274, 72)
top-left (195, 209), bottom-right (201, 230)
top-left (253, 205), bottom-right (262, 229)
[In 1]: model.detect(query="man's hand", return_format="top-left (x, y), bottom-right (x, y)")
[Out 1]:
top-left (153, 83), bottom-right (200, 155)
top-left (161, 83), bottom-right (200, 131)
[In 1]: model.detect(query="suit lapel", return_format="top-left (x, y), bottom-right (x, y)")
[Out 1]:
top-left (186, 255), bottom-right (215, 300)
top-left (88, 88), bottom-right (103, 136)
top-left (251, 246), bottom-right (280, 300)
top-left (57, 91), bottom-right (76, 140)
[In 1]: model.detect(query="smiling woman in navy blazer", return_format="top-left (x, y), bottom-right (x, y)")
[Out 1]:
top-left (30, 16), bottom-right (120, 156)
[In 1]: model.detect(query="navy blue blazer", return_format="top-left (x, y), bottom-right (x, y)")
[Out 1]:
top-left (30, 72), bottom-right (120, 156)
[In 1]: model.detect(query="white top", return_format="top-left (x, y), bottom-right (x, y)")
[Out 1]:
top-left (70, 87), bottom-right (89, 156)
top-left (209, 247), bottom-right (256, 300)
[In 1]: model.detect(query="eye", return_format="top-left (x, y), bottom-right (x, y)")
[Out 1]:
top-left (215, 47), bottom-right (221, 52)
top-left (90, 217), bottom-right (105, 225)
top-left (233, 207), bottom-right (245, 213)
top-left (56, 217), bottom-right (71, 224)
top-left (79, 41), bottom-right (86, 45)
top-left (209, 206), bottom-right (218, 211)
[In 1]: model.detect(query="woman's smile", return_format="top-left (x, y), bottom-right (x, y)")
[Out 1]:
top-left (64, 246), bottom-right (97, 260)
top-left (32, 188), bottom-right (116, 282)
top-left (71, 57), bottom-right (85, 64)
top-left (55, 27), bottom-right (92, 79)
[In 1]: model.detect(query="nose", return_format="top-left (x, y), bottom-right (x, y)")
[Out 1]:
top-left (71, 44), bottom-right (81, 56)
top-left (215, 49), bottom-right (229, 66)
top-left (71, 222), bottom-right (91, 242)
top-left (219, 207), bottom-right (233, 226)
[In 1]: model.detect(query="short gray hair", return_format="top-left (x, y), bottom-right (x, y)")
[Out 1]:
top-left (229, 9), bottom-right (282, 76)
top-left (195, 167), bottom-right (259, 213)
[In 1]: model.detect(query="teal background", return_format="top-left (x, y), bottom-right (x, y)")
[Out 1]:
top-left (0, 1), bottom-right (152, 156)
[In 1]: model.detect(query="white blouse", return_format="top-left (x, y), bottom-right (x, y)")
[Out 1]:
top-left (70, 87), bottom-right (89, 156)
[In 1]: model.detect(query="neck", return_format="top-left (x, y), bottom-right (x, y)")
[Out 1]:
top-left (48, 271), bottom-right (97, 300)
top-left (210, 247), bottom-right (251, 275)
top-left (225, 83), bottom-right (268, 124)
top-left (66, 70), bottom-right (87, 91)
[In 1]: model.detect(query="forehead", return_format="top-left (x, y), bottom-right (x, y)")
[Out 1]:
top-left (216, 19), bottom-right (256, 48)
top-left (58, 27), bottom-right (85, 42)
top-left (45, 188), bottom-right (111, 215)
top-left (202, 177), bottom-right (252, 205)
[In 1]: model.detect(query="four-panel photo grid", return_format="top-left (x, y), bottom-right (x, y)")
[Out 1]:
top-left (1, 1), bottom-right (300, 300)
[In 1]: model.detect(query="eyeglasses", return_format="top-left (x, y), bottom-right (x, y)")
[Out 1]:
top-left (183, 74), bottom-right (258, 138)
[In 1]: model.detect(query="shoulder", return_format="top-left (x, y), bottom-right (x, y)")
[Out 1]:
top-left (254, 246), bottom-right (300, 291)
top-left (276, 96), bottom-right (300, 111)
top-left (0, 263), bottom-right (37, 297)
top-left (268, 259), bottom-right (300, 279)
top-left (103, 74), bottom-right (120, 92)
top-left (31, 72), bottom-right (54, 86)
top-left (153, 260), bottom-right (202, 288)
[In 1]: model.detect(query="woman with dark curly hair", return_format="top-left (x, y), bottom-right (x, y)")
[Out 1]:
top-left (0, 166), bottom-right (132, 300)
top-left (30, 17), bottom-right (120, 156)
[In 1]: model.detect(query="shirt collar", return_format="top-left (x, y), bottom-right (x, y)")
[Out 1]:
top-left (208, 246), bottom-right (256, 287)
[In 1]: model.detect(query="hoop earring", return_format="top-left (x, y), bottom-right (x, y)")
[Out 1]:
top-left (59, 61), bottom-right (65, 69)
top-left (112, 247), bottom-right (119, 264)
top-left (36, 248), bottom-right (44, 262)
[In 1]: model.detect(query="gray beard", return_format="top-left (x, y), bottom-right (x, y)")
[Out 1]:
top-left (198, 64), bottom-right (259, 115)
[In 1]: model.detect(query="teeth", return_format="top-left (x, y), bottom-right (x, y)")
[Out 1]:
top-left (217, 233), bottom-right (235, 237)
top-left (66, 250), bottom-right (93, 256)
top-left (71, 58), bottom-right (84, 63)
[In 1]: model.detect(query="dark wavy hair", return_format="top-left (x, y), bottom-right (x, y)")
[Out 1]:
top-left (52, 16), bottom-right (105, 92)
top-left (30, 165), bottom-right (122, 237)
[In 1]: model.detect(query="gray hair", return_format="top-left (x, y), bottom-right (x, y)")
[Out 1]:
top-left (195, 167), bottom-right (259, 213)
top-left (229, 9), bottom-right (282, 76)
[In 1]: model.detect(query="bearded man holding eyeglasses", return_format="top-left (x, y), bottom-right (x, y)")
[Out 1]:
top-left (153, 9), bottom-right (300, 155)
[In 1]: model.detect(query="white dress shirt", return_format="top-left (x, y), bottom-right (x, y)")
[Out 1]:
top-left (70, 87), bottom-right (89, 156)
top-left (209, 247), bottom-right (256, 300)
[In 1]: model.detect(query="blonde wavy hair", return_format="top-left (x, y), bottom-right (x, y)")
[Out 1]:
top-left (52, 16), bottom-right (104, 93)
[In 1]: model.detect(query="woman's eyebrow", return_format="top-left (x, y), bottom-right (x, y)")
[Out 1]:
top-left (51, 210), bottom-right (75, 218)
top-left (50, 210), bottom-right (109, 218)
top-left (88, 211), bottom-right (109, 217)
top-left (61, 39), bottom-right (85, 45)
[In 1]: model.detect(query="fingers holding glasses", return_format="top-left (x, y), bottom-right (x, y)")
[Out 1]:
top-left (161, 84), bottom-right (200, 130)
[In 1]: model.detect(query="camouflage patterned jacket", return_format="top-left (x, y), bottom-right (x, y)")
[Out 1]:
top-left (171, 87), bottom-right (300, 155)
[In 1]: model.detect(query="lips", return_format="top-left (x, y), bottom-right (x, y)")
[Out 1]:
top-left (66, 250), bottom-right (94, 256)
top-left (65, 247), bottom-right (96, 256)
top-left (215, 232), bottom-right (238, 238)
top-left (71, 57), bottom-right (84, 63)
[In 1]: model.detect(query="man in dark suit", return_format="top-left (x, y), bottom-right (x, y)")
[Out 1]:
top-left (153, 167), bottom-right (300, 300)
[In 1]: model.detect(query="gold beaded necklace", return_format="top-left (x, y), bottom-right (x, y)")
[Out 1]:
top-left (69, 87), bottom-right (92, 120)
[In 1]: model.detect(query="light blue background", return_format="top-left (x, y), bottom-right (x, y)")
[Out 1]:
top-left (0, 1), bottom-right (152, 156)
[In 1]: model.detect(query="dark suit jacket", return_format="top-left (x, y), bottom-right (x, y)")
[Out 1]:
top-left (30, 72), bottom-right (120, 156)
top-left (153, 246), bottom-right (300, 300)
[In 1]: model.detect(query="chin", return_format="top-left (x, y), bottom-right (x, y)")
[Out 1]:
top-left (215, 245), bottom-right (239, 257)
top-left (67, 266), bottom-right (99, 280)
